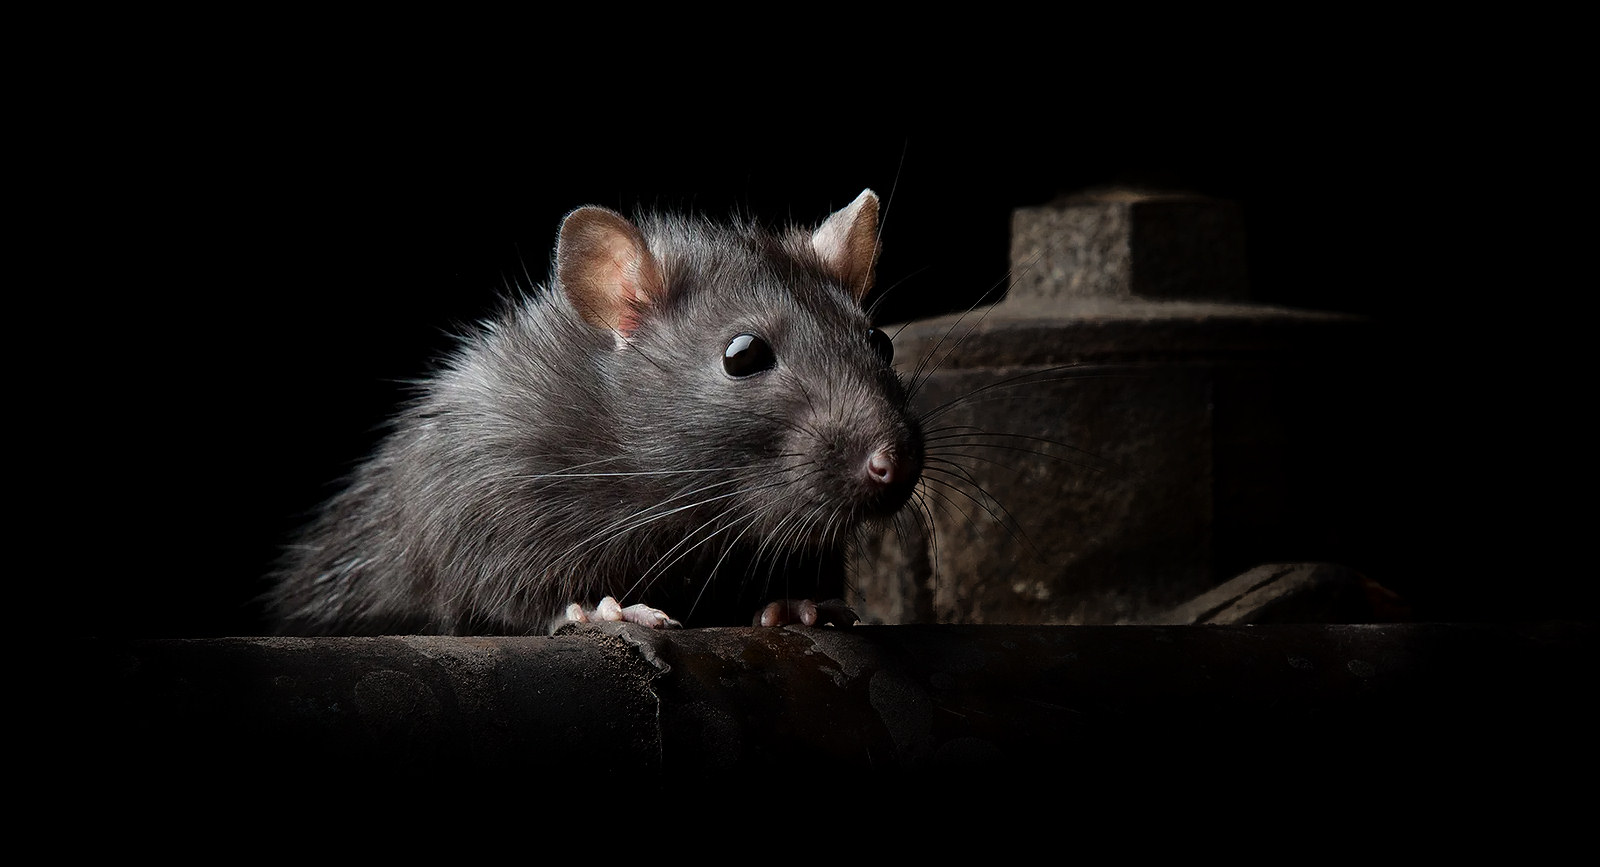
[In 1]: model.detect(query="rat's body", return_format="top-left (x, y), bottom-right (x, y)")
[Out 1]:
top-left (268, 190), bottom-right (923, 635)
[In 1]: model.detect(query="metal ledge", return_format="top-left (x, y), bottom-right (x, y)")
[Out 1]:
top-left (58, 622), bottom-right (1593, 799)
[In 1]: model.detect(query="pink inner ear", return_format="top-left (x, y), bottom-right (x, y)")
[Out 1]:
top-left (615, 304), bottom-right (643, 336)
top-left (557, 206), bottom-right (666, 340)
top-left (604, 244), bottom-right (643, 334)
top-left (607, 241), bottom-right (659, 337)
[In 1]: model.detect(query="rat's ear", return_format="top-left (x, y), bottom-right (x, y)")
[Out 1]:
top-left (811, 189), bottom-right (880, 301)
top-left (556, 206), bottom-right (667, 342)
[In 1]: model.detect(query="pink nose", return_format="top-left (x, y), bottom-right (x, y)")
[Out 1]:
top-left (867, 448), bottom-right (897, 486)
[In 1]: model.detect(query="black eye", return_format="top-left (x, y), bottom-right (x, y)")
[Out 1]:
top-left (724, 332), bottom-right (776, 377)
top-left (868, 328), bottom-right (894, 366)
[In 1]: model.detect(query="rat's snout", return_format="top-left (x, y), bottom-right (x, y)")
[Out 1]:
top-left (782, 373), bottom-right (924, 522)
top-left (865, 444), bottom-right (921, 489)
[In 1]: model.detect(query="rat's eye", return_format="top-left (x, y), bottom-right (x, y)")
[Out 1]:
top-left (724, 332), bottom-right (776, 377)
top-left (868, 328), bottom-right (894, 366)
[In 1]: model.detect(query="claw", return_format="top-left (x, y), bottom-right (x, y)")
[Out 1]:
top-left (754, 598), bottom-right (859, 628)
top-left (564, 596), bottom-right (681, 629)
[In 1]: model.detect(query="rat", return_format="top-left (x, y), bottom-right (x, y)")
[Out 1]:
top-left (267, 189), bottom-right (925, 635)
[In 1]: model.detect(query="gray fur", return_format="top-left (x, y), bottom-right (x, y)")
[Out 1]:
top-left (268, 196), bottom-right (923, 635)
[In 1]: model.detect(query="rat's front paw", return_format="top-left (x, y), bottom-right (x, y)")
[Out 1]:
top-left (753, 598), bottom-right (859, 628)
top-left (565, 596), bottom-right (682, 629)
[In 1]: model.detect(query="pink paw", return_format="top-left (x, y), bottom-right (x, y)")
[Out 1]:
top-left (752, 598), bottom-right (859, 628)
top-left (565, 596), bottom-right (682, 629)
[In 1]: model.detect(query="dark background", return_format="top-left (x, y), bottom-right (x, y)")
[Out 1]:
top-left (42, 41), bottom-right (1586, 637)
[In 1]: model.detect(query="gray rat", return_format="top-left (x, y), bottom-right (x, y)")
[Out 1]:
top-left (267, 189), bottom-right (924, 634)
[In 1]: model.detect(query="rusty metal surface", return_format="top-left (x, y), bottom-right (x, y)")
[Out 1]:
top-left (848, 192), bottom-right (1378, 626)
top-left (58, 622), bottom-right (1593, 794)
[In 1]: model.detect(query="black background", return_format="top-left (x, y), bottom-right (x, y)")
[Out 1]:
top-left (40, 36), bottom-right (1588, 637)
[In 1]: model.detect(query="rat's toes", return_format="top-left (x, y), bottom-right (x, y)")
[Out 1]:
top-left (755, 599), bottom-right (858, 627)
top-left (620, 603), bottom-right (682, 629)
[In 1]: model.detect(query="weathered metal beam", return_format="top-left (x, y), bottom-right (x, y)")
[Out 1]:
top-left (63, 622), bottom-right (1593, 796)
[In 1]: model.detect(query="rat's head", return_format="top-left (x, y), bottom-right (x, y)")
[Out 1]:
top-left (555, 190), bottom-right (924, 548)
